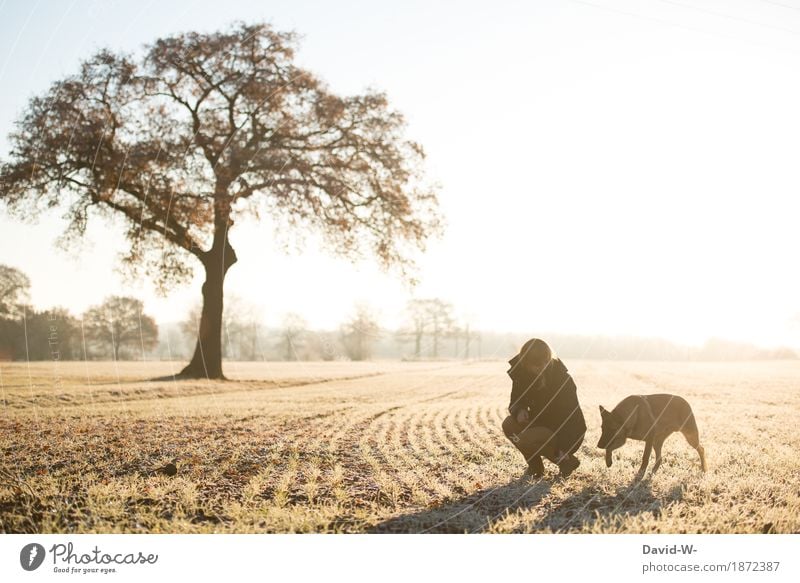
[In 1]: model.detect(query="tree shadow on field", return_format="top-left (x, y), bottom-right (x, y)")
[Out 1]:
top-left (368, 478), bottom-right (553, 533)
top-left (527, 479), bottom-right (684, 533)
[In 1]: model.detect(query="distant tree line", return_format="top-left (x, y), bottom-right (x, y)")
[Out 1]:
top-left (1, 264), bottom-right (797, 362)
top-left (0, 265), bottom-right (157, 361)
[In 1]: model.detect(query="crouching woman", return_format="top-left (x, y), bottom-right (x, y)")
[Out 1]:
top-left (501, 338), bottom-right (586, 478)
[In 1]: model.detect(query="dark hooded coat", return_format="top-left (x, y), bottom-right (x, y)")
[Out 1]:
top-left (507, 354), bottom-right (586, 455)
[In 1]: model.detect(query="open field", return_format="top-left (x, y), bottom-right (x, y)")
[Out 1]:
top-left (1, 359), bottom-right (799, 533)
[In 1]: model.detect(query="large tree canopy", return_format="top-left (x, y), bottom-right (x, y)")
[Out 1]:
top-left (0, 22), bottom-right (442, 378)
top-left (0, 264), bottom-right (31, 319)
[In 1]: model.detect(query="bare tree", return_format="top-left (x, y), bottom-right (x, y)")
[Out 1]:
top-left (340, 303), bottom-right (381, 361)
top-left (451, 319), bottom-right (480, 359)
top-left (427, 299), bottom-right (455, 358)
top-left (397, 299), bottom-right (429, 358)
top-left (0, 265), bottom-right (31, 320)
top-left (179, 302), bottom-right (203, 357)
top-left (222, 295), bottom-right (262, 360)
top-left (0, 22), bottom-right (442, 379)
top-left (279, 312), bottom-right (306, 361)
top-left (82, 296), bottom-right (158, 360)
top-left (398, 298), bottom-right (455, 358)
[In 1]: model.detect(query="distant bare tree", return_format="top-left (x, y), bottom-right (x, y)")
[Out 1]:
top-left (0, 22), bottom-right (442, 379)
top-left (0, 265), bottom-right (31, 320)
top-left (455, 321), bottom-right (480, 358)
top-left (179, 303), bottom-right (202, 356)
top-left (397, 299), bottom-right (428, 358)
top-left (222, 295), bottom-right (262, 361)
top-left (340, 303), bottom-right (381, 361)
top-left (82, 296), bottom-right (158, 360)
top-left (306, 330), bottom-right (339, 361)
top-left (427, 299), bottom-right (455, 358)
top-left (398, 298), bottom-right (455, 358)
top-left (279, 313), bottom-right (307, 361)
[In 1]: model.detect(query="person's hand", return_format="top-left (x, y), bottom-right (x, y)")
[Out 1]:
top-left (515, 409), bottom-right (530, 424)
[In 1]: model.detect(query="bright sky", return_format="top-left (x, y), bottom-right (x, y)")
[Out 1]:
top-left (1, 0), bottom-right (800, 349)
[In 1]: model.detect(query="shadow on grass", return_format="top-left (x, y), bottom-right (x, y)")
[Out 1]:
top-left (368, 476), bottom-right (684, 533)
top-left (526, 478), bottom-right (684, 533)
top-left (368, 478), bottom-right (553, 533)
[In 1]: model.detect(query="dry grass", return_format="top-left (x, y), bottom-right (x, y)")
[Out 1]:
top-left (1, 359), bottom-right (798, 533)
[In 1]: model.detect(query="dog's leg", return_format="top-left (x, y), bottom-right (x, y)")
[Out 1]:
top-left (697, 444), bottom-right (707, 472)
top-left (636, 439), bottom-right (652, 480)
top-left (681, 426), bottom-right (707, 473)
top-left (650, 435), bottom-right (665, 475)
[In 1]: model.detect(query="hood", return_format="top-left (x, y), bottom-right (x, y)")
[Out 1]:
top-left (507, 354), bottom-right (568, 381)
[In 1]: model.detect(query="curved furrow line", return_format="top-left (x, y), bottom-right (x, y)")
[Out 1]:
top-left (476, 403), bottom-right (506, 448)
top-left (455, 405), bottom-right (516, 484)
top-left (327, 406), bottom-right (383, 458)
top-left (454, 405), bottom-right (496, 456)
top-left (298, 406), bottom-right (382, 506)
top-left (402, 405), bottom-right (440, 468)
top-left (400, 404), bottom-right (489, 488)
top-left (438, 405), bottom-right (498, 494)
top-left (483, 402), bottom-right (508, 446)
top-left (369, 409), bottom-right (424, 507)
top-left (477, 403), bottom-right (521, 476)
top-left (323, 407), bottom-right (386, 506)
top-left (406, 406), bottom-right (438, 464)
top-left (448, 398), bottom-right (515, 475)
top-left (432, 406), bottom-right (460, 457)
top-left (356, 409), bottom-right (407, 508)
top-left (306, 405), bottom-right (388, 508)
top-left (424, 405), bottom-right (482, 496)
top-left (249, 410), bottom-right (349, 506)
top-left (491, 405), bottom-right (506, 427)
top-left (409, 406), bottom-right (455, 500)
top-left (384, 408), bottom-right (439, 504)
top-left (455, 405), bottom-right (508, 473)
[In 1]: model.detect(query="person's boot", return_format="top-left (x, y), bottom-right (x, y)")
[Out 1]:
top-left (558, 453), bottom-right (580, 478)
top-left (524, 455), bottom-right (544, 478)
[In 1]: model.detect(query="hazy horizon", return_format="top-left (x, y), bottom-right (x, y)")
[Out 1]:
top-left (2, 0), bottom-right (800, 351)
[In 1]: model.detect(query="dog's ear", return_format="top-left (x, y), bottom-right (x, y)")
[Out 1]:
top-left (599, 405), bottom-right (607, 415)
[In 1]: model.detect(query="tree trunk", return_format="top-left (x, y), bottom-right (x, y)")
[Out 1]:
top-left (178, 213), bottom-right (237, 379)
top-left (112, 321), bottom-right (121, 361)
